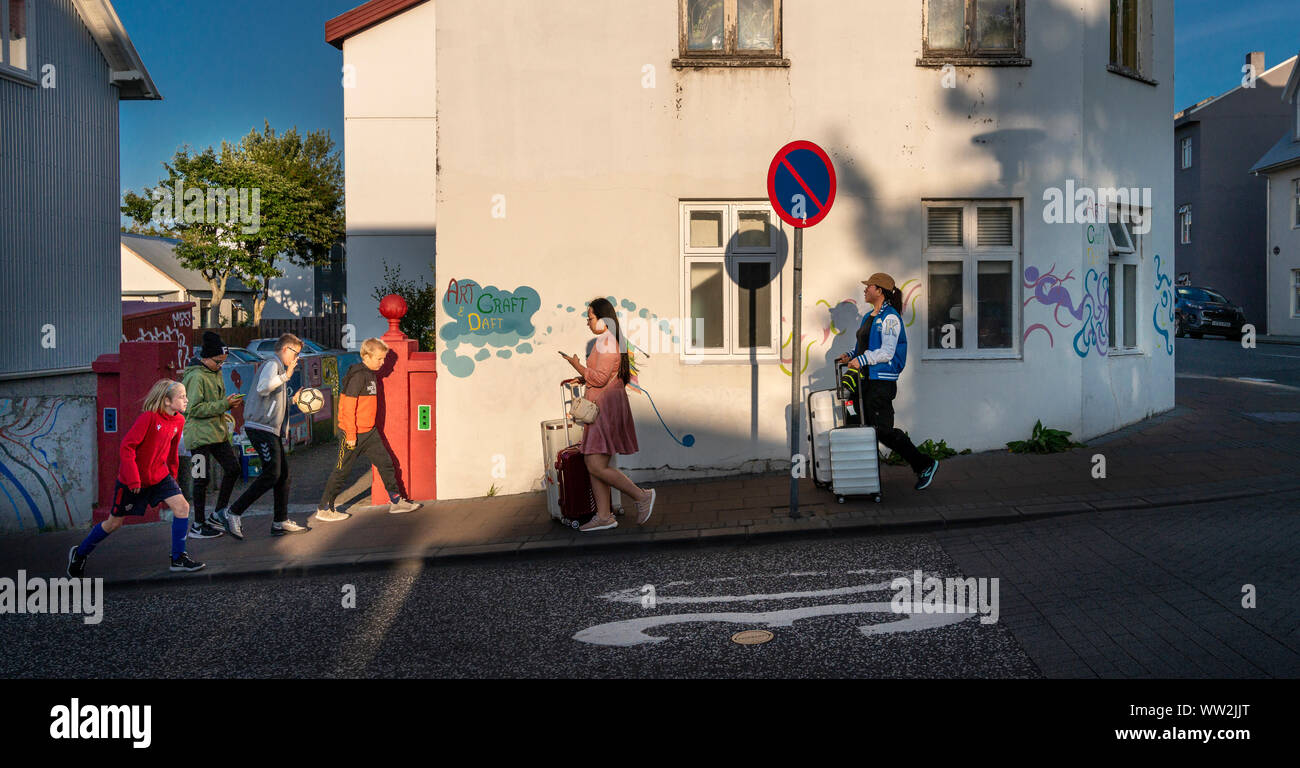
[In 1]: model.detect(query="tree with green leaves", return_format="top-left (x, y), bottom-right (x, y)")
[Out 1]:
top-left (371, 261), bottom-right (438, 351)
top-left (121, 122), bottom-right (344, 327)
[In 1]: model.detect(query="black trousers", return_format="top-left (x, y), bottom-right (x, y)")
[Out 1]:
top-left (190, 441), bottom-right (240, 524)
top-left (320, 429), bottom-right (401, 507)
top-left (230, 428), bottom-right (290, 522)
top-left (857, 378), bottom-right (931, 474)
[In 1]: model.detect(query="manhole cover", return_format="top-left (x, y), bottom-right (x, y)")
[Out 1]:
top-left (731, 629), bottom-right (774, 646)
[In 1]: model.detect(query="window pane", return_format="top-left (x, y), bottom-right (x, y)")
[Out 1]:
top-left (738, 0), bottom-right (776, 51)
top-left (928, 0), bottom-right (966, 50)
top-left (977, 261), bottom-right (1012, 348)
top-left (1123, 264), bottom-right (1137, 348)
top-left (1122, 0), bottom-right (1138, 69)
top-left (975, 0), bottom-right (1015, 50)
top-left (689, 210), bottom-right (724, 248)
top-left (687, 0), bottom-right (725, 51)
top-left (737, 262), bottom-right (772, 348)
top-left (928, 261), bottom-right (964, 349)
top-left (8, 0), bottom-right (28, 70)
top-left (737, 210), bottom-right (772, 248)
top-left (977, 206), bottom-right (1013, 247)
top-left (690, 262), bottom-right (725, 348)
top-left (1108, 220), bottom-right (1131, 251)
top-left (927, 207), bottom-right (963, 247)
top-left (1108, 263), bottom-right (1117, 348)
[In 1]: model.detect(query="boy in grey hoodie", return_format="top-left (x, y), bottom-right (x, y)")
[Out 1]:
top-left (212, 334), bottom-right (311, 539)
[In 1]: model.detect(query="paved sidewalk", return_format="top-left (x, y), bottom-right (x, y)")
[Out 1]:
top-left (2, 373), bottom-right (1297, 586)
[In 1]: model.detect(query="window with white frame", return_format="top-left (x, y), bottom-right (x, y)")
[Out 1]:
top-left (1110, 0), bottom-right (1154, 82)
top-left (1179, 205), bottom-right (1191, 244)
top-left (1107, 215), bottom-right (1142, 351)
top-left (2, 0), bottom-right (29, 72)
top-left (682, 202), bottom-right (782, 359)
top-left (922, 200), bottom-right (1020, 355)
top-left (1181, 137), bottom-right (1192, 169)
top-left (1293, 270), bottom-right (1300, 318)
top-left (1293, 179), bottom-right (1299, 229)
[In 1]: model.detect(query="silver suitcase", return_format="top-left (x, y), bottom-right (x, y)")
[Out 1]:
top-left (829, 426), bottom-right (882, 504)
top-left (806, 388), bottom-right (845, 488)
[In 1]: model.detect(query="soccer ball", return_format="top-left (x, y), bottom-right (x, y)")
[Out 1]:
top-left (296, 387), bottom-right (324, 414)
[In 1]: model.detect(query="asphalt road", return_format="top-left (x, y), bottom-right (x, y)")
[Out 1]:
top-left (1176, 336), bottom-right (1300, 389)
top-left (3, 491), bottom-right (1295, 679)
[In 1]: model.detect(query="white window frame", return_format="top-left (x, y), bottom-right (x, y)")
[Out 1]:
top-left (1181, 137), bottom-right (1193, 170)
top-left (0, 0), bottom-right (30, 75)
top-left (680, 201), bottom-right (783, 362)
top-left (1292, 178), bottom-right (1300, 229)
top-left (922, 199), bottom-right (1022, 360)
top-left (1179, 205), bottom-right (1191, 244)
top-left (1107, 217), bottom-right (1143, 354)
top-left (1292, 270), bottom-right (1300, 319)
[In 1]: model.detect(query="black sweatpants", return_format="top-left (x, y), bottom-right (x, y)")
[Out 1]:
top-left (190, 441), bottom-right (240, 524)
top-left (320, 429), bottom-right (401, 508)
top-left (230, 428), bottom-right (290, 522)
top-left (858, 378), bottom-right (931, 474)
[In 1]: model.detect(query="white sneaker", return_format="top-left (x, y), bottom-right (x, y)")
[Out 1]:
top-left (271, 519), bottom-right (309, 535)
top-left (388, 499), bottom-right (423, 514)
top-left (315, 507), bottom-right (350, 522)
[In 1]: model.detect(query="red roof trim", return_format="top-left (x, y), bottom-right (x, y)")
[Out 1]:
top-left (325, 0), bottom-right (428, 49)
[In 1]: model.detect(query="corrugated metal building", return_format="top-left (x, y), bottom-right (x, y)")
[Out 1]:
top-left (0, 0), bottom-right (157, 532)
top-left (0, 0), bottom-right (159, 393)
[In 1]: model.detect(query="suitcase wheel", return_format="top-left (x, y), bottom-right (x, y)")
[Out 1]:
top-left (837, 496), bottom-right (845, 504)
top-left (873, 493), bottom-right (882, 503)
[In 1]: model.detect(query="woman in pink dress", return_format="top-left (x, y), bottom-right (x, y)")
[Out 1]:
top-left (559, 298), bottom-right (657, 531)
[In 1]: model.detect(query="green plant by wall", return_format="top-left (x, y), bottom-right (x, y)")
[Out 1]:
top-left (883, 439), bottom-right (969, 466)
top-left (1006, 420), bottom-right (1085, 454)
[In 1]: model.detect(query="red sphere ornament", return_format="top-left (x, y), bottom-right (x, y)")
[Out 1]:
top-left (379, 294), bottom-right (408, 320)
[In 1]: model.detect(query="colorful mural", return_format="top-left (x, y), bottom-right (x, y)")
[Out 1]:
top-left (439, 279), bottom-right (541, 377)
top-left (1073, 268), bottom-right (1110, 358)
top-left (122, 308), bottom-right (195, 371)
top-left (1022, 264), bottom-right (1108, 358)
top-left (0, 397), bottom-right (94, 532)
top-left (1152, 254), bottom-right (1175, 354)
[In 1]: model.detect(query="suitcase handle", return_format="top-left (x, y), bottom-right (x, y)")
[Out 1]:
top-left (560, 379), bottom-right (586, 445)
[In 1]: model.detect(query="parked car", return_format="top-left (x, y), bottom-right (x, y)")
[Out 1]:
top-left (1175, 286), bottom-right (1247, 340)
top-left (222, 347), bottom-right (262, 364)
top-left (246, 337), bottom-right (329, 359)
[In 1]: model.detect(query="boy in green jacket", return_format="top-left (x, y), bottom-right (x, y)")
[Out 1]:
top-left (180, 331), bottom-right (244, 539)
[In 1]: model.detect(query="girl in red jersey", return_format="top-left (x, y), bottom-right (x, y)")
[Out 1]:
top-left (68, 379), bottom-right (205, 575)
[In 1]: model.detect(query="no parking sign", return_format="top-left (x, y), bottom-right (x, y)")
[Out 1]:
top-left (768, 140), bottom-right (837, 228)
top-left (768, 140), bottom-right (836, 518)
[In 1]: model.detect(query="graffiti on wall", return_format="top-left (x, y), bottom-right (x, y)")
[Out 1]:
top-left (779, 280), bottom-right (921, 378)
top-left (439, 279), bottom-right (541, 377)
top-left (123, 310), bottom-right (195, 371)
top-left (1022, 264), bottom-right (1108, 358)
top-left (1152, 254), bottom-right (1175, 354)
top-left (0, 398), bottom-right (93, 532)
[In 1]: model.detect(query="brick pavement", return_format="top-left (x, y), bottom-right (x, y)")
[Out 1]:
top-left (0, 373), bottom-right (1296, 586)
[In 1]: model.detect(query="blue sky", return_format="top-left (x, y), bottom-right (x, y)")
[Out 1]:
top-left (116, 0), bottom-right (1300, 201)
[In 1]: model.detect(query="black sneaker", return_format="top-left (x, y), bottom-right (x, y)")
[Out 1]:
top-left (914, 459), bottom-right (940, 491)
top-left (67, 546), bottom-right (87, 578)
top-left (188, 522), bottom-right (224, 539)
top-left (169, 552), bottom-right (206, 573)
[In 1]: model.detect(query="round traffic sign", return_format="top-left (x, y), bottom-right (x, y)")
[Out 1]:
top-left (767, 140), bottom-right (837, 228)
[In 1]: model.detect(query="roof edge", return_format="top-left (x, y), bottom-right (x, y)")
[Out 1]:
top-left (70, 0), bottom-right (161, 100)
top-left (325, 0), bottom-right (428, 49)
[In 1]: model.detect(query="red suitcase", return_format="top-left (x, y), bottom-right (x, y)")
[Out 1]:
top-left (555, 444), bottom-right (598, 526)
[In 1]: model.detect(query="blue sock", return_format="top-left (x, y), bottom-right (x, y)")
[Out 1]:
top-left (171, 517), bottom-right (188, 560)
top-left (389, 492), bottom-right (402, 504)
top-left (76, 523), bottom-right (110, 557)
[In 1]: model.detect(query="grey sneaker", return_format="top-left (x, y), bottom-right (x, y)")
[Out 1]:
top-left (271, 519), bottom-right (310, 535)
top-left (214, 508), bottom-right (243, 540)
top-left (388, 498), bottom-right (423, 514)
top-left (314, 506), bottom-right (350, 522)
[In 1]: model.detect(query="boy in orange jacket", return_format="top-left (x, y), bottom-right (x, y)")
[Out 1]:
top-left (314, 338), bottom-right (423, 521)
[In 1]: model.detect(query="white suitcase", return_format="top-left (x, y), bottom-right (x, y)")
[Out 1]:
top-left (541, 417), bottom-right (622, 524)
top-left (806, 389), bottom-right (845, 488)
top-left (829, 426), bottom-right (882, 504)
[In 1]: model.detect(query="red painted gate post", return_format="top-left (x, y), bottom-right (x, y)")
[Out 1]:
top-left (372, 295), bottom-right (437, 504)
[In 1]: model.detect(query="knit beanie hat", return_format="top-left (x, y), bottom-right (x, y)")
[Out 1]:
top-left (200, 331), bottom-right (226, 359)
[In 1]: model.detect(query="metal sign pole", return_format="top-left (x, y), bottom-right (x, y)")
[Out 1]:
top-left (789, 226), bottom-right (803, 519)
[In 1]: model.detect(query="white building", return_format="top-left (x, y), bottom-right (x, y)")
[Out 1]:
top-left (328, 0), bottom-right (1176, 501)
top-left (1251, 55), bottom-right (1300, 337)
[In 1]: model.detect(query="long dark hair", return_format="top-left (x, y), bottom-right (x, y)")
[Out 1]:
top-left (884, 287), bottom-right (904, 313)
top-left (588, 297), bottom-right (631, 384)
